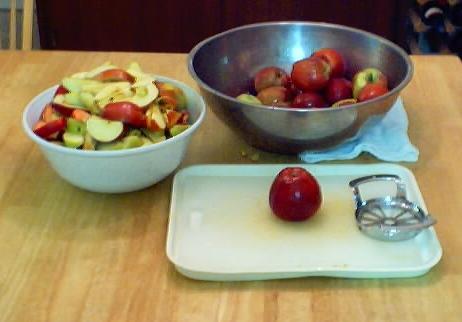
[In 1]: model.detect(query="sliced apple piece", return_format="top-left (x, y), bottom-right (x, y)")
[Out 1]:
top-left (141, 128), bottom-right (166, 143)
top-left (97, 135), bottom-right (144, 151)
top-left (79, 91), bottom-right (97, 109)
top-left (66, 118), bottom-right (86, 135)
top-left (102, 102), bottom-right (146, 128)
top-left (40, 104), bottom-right (60, 122)
top-left (164, 109), bottom-right (183, 128)
top-left (113, 81), bottom-right (158, 108)
top-left (62, 78), bottom-right (101, 93)
top-left (54, 85), bottom-right (69, 97)
top-left (157, 82), bottom-right (187, 110)
top-left (64, 92), bottom-right (85, 107)
top-left (69, 63), bottom-right (118, 80)
top-left (170, 124), bottom-right (190, 137)
top-left (82, 132), bottom-right (96, 150)
top-left (52, 94), bottom-right (90, 113)
top-left (94, 69), bottom-right (135, 83)
top-left (86, 116), bottom-right (123, 142)
top-left (146, 104), bottom-right (166, 131)
top-left (141, 137), bottom-right (154, 146)
top-left (63, 132), bottom-right (84, 148)
top-left (33, 118), bottom-right (67, 139)
top-left (93, 82), bottom-right (131, 101)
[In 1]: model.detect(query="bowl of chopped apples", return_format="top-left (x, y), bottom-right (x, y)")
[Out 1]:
top-left (22, 62), bottom-right (206, 193)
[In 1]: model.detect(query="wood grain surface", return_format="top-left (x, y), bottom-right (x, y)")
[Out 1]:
top-left (0, 51), bottom-right (461, 322)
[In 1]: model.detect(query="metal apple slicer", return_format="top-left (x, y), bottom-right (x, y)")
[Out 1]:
top-left (349, 175), bottom-right (436, 241)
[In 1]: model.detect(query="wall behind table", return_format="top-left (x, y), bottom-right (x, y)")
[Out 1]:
top-left (36, 0), bottom-right (411, 53)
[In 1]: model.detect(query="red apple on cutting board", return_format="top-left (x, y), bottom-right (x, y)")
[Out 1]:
top-left (269, 167), bottom-right (322, 222)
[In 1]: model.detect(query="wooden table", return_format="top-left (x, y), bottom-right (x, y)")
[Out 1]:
top-left (0, 51), bottom-right (461, 322)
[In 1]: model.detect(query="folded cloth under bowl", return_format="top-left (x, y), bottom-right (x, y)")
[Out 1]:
top-left (299, 98), bottom-right (419, 163)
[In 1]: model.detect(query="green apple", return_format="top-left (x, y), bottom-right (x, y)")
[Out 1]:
top-left (63, 92), bottom-right (85, 107)
top-left (52, 94), bottom-right (90, 111)
top-left (352, 68), bottom-right (388, 99)
top-left (86, 116), bottom-right (123, 142)
top-left (170, 124), bottom-right (189, 137)
top-left (141, 128), bottom-right (166, 143)
top-left (63, 132), bottom-right (84, 148)
top-left (236, 93), bottom-right (262, 105)
top-left (62, 77), bottom-right (101, 93)
top-left (96, 135), bottom-right (144, 151)
top-left (66, 118), bottom-right (86, 135)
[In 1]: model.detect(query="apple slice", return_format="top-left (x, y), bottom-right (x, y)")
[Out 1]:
top-left (94, 69), bottom-right (135, 83)
top-left (113, 81), bottom-right (158, 108)
top-left (69, 63), bottom-right (117, 79)
top-left (52, 94), bottom-right (91, 116)
top-left (146, 104), bottom-right (166, 131)
top-left (169, 124), bottom-right (190, 137)
top-left (61, 78), bottom-right (101, 93)
top-left (141, 128), bottom-right (166, 143)
top-left (156, 82), bottom-right (187, 110)
top-left (236, 93), bottom-right (262, 105)
top-left (63, 92), bottom-right (85, 107)
top-left (86, 116), bottom-right (124, 142)
top-left (54, 85), bottom-right (69, 97)
top-left (66, 118), bottom-right (86, 135)
top-left (63, 132), bottom-right (84, 148)
top-left (164, 109), bottom-right (183, 128)
top-left (82, 132), bottom-right (96, 150)
top-left (101, 102), bottom-right (147, 128)
top-left (33, 118), bottom-right (67, 139)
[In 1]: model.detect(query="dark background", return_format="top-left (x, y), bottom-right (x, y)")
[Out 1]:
top-left (36, 0), bottom-right (411, 53)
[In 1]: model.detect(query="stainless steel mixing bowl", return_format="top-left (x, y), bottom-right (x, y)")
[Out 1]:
top-left (188, 22), bottom-right (413, 154)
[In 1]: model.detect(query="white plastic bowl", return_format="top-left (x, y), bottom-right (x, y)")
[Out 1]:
top-left (22, 76), bottom-right (206, 193)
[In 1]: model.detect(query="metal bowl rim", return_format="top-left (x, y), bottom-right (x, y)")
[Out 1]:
top-left (188, 21), bottom-right (414, 113)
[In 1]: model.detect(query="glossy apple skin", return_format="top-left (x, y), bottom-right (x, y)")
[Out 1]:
top-left (256, 86), bottom-right (290, 106)
top-left (269, 167), bottom-right (322, 222)
top-left (312, 48), bottom-right (346, 77)
top-left (33, 118), bottom-right (67, 139)
top-left (102, 102), bottom-right (147, 128)
top-left (51, 103), bottom-right (77, 117)
top-left (357, 83), bottom-right (389, 102)
top-left (54, 85), bottom-right (69, 97)
top-left (324, 78), bottom-right (353, 105)
top-left (291, 56), bottom-right (331, 92)
top-left (291, 92), bottom-right (328, 108)
top-left (94, 69), bottom-right (135, 83)
top-left (156, 81), bottom-right (187, 109)
top-left (254, 66), bottom-right (290, 92)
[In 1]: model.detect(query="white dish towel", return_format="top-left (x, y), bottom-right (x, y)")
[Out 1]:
top-left (299, 98), bottom-right (419, 163)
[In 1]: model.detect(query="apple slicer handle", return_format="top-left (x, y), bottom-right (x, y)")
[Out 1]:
top-left (349, 174), bottom-right (406, 210)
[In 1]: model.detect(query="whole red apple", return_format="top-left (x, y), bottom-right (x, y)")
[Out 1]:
top-left (269, 167), bottom-right (322, 222)
top-left (257, 86), bottom-right (290, 106)
top-left (325, 78), bottom-right (353, 105)
top-left (254, 66), bottom-right (290, 93)
top-left (312, 48), bottom-right (346, 77)
top-left (291, 56), bottom-right (331, 92)
top-left (357, 83), bottom-right (389, 102)
top-left (291, 92), bottom-right (328, 108)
